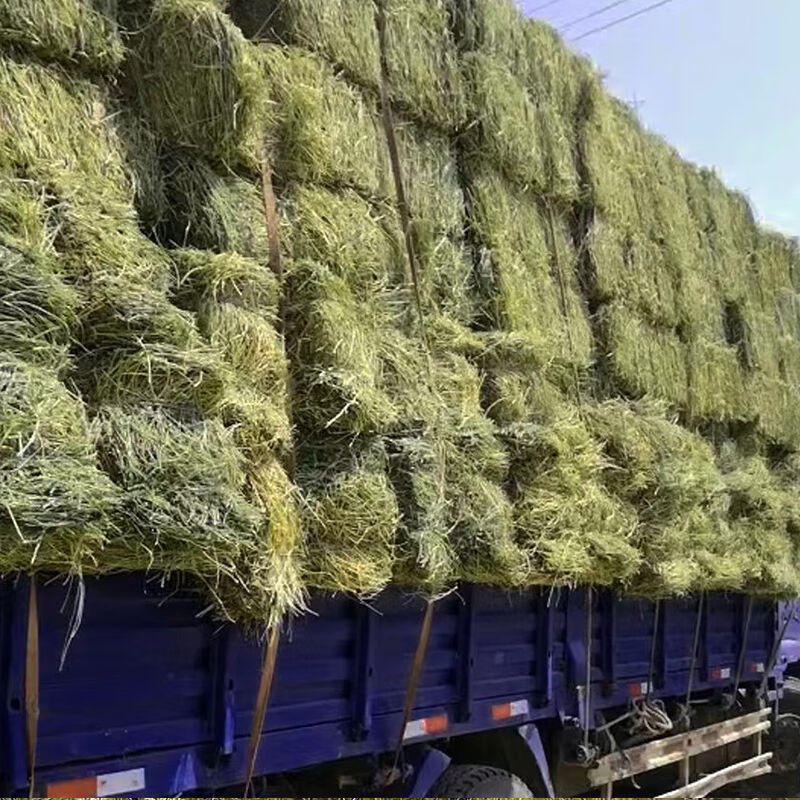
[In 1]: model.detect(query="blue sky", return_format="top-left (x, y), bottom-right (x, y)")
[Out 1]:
top-left (519, 0), bottom-right (800, 235)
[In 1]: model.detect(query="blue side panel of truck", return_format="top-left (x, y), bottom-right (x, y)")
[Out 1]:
top-left (0, 574), bottom-right (785, 797)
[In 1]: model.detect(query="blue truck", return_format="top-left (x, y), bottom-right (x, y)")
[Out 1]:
top-left (2, 574), bottom-right (799, 798)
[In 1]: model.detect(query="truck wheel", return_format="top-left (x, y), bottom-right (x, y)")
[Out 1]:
top-left (428, 764), bottom-right (534, 798)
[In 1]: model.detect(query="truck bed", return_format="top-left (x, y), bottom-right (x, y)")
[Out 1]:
top-left (0, 575), bottom-right (778, 796)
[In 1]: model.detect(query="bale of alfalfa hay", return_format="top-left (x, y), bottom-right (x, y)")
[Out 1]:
top-left (284, 259), bottom-right (405, 434)
top-left (227, 0), bottom-right (381, 90)
top-left (261, 45), bottom-right (388, 196)
top-left (686, 338), bottom-right (751, 423)
top-left (162, 154), bottom-right (268, 262)
top-left (598, 303), bottom-right (688, 408)
top-left (579, 91), bottom-right (646, 231)
top-left (0, 172), bottom-right (56, 254)
top-left (0, 56), bottom-right (131, 202)
top-left (719, 448), bottom-right (800, 596)
top-left (452, 0), bottom-right (529, 77)
top-left (171, 247), bottom-right (280, 316)
top-left (299, 439), bottom-right (400, 596)
top-left (379, 0), bottom-right (467, 132)
top-left (0, 354), bottom-right (119, 572)
top-left (752, 372), bottom-right (800, 450)
top-left (77, 274), bottom-right (227, 413)
top-left (383, 120), bottom-right (475, 322)
top-left (467, 168), bottom-right (592, 371)
top-left (587, 218), bottom-right (680, 329)
top-left (751, 229), bottom-right (797, 310)
top-left (502, 412), bottom-right (642, 587)
top-left (395, 120), bottom-right (463, 246)
top-left (221, 452), bottom-right (305, 624)
top-left (280, 184), bottom-right (401, 289)
top-left (0, 244), bottom-right (78, 373)
top-left (95, 405), bottom-right (264, 581)
top-left (113, 107), bottom-right (166, 236)
top-left (482, 367), bottom-right (566, 427)
top-left (585, 399), bottom-right (720, 517)
top-left (461, 52), bottom-right (548, 195)
top-left (172, 249), bottom-right (291, 452)
top-left (0, 0), bottom-right (124, 72)
top-left (125, 0), bottom-right (268, 171)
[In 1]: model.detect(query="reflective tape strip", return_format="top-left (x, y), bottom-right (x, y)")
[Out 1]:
top-left (97, 768), bottom-right (145, 797)
top-left (711, 667), bottom-right (731, 680)
top-left (47, 768), bottom-right (145, 799)
top-left (628, 681), bottom-right (650, 698)
top-left (750, 662), bottom-right (765, 674)
top-left (492, 699), bottom-right (530, 721)
top-left (403, 714), bottom-right (448, 740)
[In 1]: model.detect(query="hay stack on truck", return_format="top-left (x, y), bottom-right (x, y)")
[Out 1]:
top-left (2, 0), bottom-right (800, 796)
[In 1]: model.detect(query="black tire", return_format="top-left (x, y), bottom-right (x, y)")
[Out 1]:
top-left (428, 764), bottom-right (534, 798)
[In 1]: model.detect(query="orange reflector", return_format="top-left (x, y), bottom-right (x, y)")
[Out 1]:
top-left (47, 777), bottom-right (97, 798)
top-left (492, 703), bottom-right (513, 721)
top-left (423, 714), bottom-right (449, 735)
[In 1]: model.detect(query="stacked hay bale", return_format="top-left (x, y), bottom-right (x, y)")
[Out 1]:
top-left (121, 0), bottom-right (305, 622)
top-left (225, 0), bottom-right (530, 594)
top-left (0, 0), bottom-right (302, 625)
top-left (2, 0), bottom-right (799, 610)
top-left (451, 0), bottom-right (642, 587)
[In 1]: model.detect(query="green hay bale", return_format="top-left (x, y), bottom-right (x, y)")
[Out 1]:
top-left (281, 184), bottom-right (400, 289)
top-left (301, 440), bottom-right (400, 595)
top-left (525, 19), bottom-right (593, 121)
top-left (587, 218), bottom-right (680, 328)
top-left (503, 413), bottom-right (641, 586)
top-left (113, 107), bottom-right (165, 235)
top-left (171, 248), bottom-right (280, 315)
top-left (720, 449), bottom-right (800, 596)
top-left (0, 0), bottom-right (123, 71)
top-left (468, 169), bottom-right (592, 370)
top-left (752, 229), bottom-right (797, 309)
top-left (416, 239), bottom-right (475, 325)
top-left (395, 120), bottom-right (464, 245)
top-left (95, 405), bottom-right (263, 581)
top-left (453, 0), bottom-right (529, 77)
top-left (0, 244), bottom-right (78, 373)
top-left (162, 156), bottom-right (269, 263)
top-left (227, 0), bottom-right (381, 89)
top-left (285, 260), bottom-right (403, 433)
top-left (199, 303), bottom-right (286, 396)
top-left (599, 303), bottom-right (688, 407)
top-left (381, 0), bottom-right (466, 132)
top-left (580, 91), bottom-right (644, 230)
top-left (0, 173), bottom-right (56, 255)
top-left (753, 373), bottom-right (800, 450)
top-left (586, 400), bottom-right (720, 518)
top-left (261, 45), bottom-right (387, 196)
top-left (0, 57), bottom-right (130, 202)
top-left (390, 425), bottom-right (524, 592)
top-left (676, 267), bottom-right (726, 341)
top-left (687, 339), bottom-right (751, 422)
top-left (389, 434), bottom-right (457, 590)
top-left (0, 354), bottom-right (118, 572)
top-left (227, 453), bottom-right (305, 623)
top-left (217, 381), bottom-right (292, 455)
top-left (462, 52), bottom-right (546, 193)
top-left (483, 368), bottom-right (565, 426)
top-left (78, 275), bottom-right (228, 412)
top-left (126, 0), bottom-right (268, 170)
top-left (88, 341), bottom-right (227, 413)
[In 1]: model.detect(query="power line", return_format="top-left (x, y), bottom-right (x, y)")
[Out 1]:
top-left (571, 0), bottom-right (677, 42)
top-left (559, 0), bottom-right (635, 32)
top-left (529, 0), bottom-right (570, 13)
